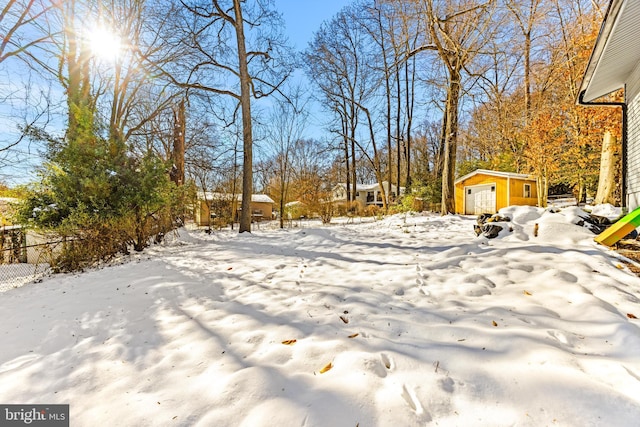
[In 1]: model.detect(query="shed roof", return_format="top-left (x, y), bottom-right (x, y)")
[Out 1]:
top-left (242, 194), bottom-right (275, 204)
top-left (455, 169), bottom-right (537, 185)
top-left (579, 0), bottom-right (640, 102)
top-left (334, 181), bottom-right (405, 192)
top-left (198, 192), bottom-right (274, 204)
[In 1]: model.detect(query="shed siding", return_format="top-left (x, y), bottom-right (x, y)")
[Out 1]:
top-left (627, 61), bottom-right (640, 210)
top-left (509, 178), bottom-right (538, 207)
top-left (455, 173), bottom-right (538, 214)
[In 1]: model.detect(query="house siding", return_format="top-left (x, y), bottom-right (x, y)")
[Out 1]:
top-left (332, 182), bottom-right (404, 208)
top-left (626, 61), bottom-right (640, 210)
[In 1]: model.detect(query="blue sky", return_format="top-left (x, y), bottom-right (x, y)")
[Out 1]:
top-left (273, 0), bottom-right (353, 49)
top-left (1, 1), bottom-right (353, 186)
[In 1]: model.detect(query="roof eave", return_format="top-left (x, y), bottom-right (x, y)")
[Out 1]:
top-left (578, 0), bottom-right (625, 103)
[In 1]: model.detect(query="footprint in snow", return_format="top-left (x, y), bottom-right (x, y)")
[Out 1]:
top-left (547, 329), bottom-right (569, 345)
top-left (365, 357), bottom-right (388, 378)
top-left (518, 317), bottom-right (536, 326)
top-left (380, 353), bottom-right (394, 370)
top-left (401, 384), bottom-right (429, 420)
top-left (439, 377), bottom-right (455, 393)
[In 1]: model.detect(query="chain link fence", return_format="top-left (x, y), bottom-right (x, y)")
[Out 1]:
top-left (1, 226), bottom-right (56, 292)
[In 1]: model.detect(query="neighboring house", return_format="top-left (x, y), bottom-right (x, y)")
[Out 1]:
top-left (195, 192), bottom-right (275, 226)
top-left (455, 169), bottom-right (538, 215)
top-left (578, 0), bottom-right (639, 210)
top-left (332, 181), bottom-right (405, 208)
top-left (0, 197), bottom-right (19, 226)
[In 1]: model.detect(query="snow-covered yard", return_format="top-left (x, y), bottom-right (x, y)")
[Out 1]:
top-left (1, 207), bottom-right (640, 426)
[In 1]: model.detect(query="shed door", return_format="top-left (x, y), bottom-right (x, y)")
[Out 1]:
top-left (465, 185), bottom-right (496, 215)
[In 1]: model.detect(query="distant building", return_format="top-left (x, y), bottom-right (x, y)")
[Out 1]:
top-left (0, 197), bottom-right (19, 226)
top-left (332, 181), bottom-right (405, 208)
top-left (195, 192), bottom-right (275, 226)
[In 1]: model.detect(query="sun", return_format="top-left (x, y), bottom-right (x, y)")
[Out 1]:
top-left (88, 27), bottom-right (122, 61)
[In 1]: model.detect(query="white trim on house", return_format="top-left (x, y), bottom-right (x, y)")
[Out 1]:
top-left (454, 169), bottom-right (535, 185)
top-left (579, 0), bottom-right (640, 102)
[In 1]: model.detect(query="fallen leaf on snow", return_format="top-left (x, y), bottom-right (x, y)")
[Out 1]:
top-left (348, 333), bottom-right (359, 339)
top-left (492, 321), bottom-right (498, 327)
top-left (339, 315), bottom-right (349, 324)
top-left (627, 313), bottom-right (638, 319)
top-left (319, 362), bottom-right (333, 374)
top-left (524, 290), bottom-right (532, 296)
top-left (281, 339), bottom-right (297, 345)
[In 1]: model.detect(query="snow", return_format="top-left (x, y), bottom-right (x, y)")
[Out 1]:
top-left (2, 206), bottom-right (640, 426)
top-left (586, 203), bottom-right (624, 221)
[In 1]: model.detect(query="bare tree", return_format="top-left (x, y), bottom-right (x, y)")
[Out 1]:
top-left (505, 0), bottom-right (546, 123)
top-left (265, 84), bottom-right (309, 228)
top-left (0, 1), bottom-right (59, 178)
top-left (305, 9), bottom-right (364, 208)
top-left (289, 138), bottom-right (334, 223)
top-left (152, 0), bottom-right (293, 233)
top-left (407, 0), bottom-right (498, 214)
top-left (0, 0), bottom-right (56, 64)
top-left (305, 5), bottom-right (389, 211)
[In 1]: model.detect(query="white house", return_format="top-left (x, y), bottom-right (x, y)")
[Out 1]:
top-left (332, 181), bottom-right (405, 208)
top-left (578, 0), bottom-right (640, 210)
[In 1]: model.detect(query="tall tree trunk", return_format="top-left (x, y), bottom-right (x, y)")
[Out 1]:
top-left (279, 175), bottom-right (285, 229)
top-left (375, 5), bottom-right (393, 206)
top-left (524, 31), bottom-right (531, 123)
top-left (171, 98), bottom-right (185, 186)
top-left (234, 0), bottom-right (253, 233)
top-left (64, 1), bottom-right (93, 144)
top-left (405, 56), bottom-right (415, 189)
top-left (536, 174), bottom-right (545, 207)
top-left (344, 134), bottom-right (351, 203)
top-left (594, 131), bottom-right (618, 205)
top-left (441, 69), bottom-right (461, 214)
top-left (396, 66), bottom-right (402, 201)
top-left (350, 123), bottom-right (357, 209)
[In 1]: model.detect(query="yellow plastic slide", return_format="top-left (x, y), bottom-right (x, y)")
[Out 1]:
top-left (594, 206), bottom-right (640, 246)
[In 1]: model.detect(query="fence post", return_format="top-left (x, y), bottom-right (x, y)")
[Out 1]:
top-left (19, 230), bottom-right (27, 263)
top-left (0, 229), bottom-right (4, 264)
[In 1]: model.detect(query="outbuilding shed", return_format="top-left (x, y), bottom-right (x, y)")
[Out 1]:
top-left (455, 169), bottom-right (538, 215)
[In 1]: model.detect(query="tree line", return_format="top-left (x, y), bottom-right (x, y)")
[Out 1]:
top-left (0, 0), bottom-right (620, 268)
top-left (301, 0), bottom-right (620, 211)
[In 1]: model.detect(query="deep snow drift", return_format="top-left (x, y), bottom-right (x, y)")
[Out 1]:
top-left (1, 206), bottom-right (640, 426)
